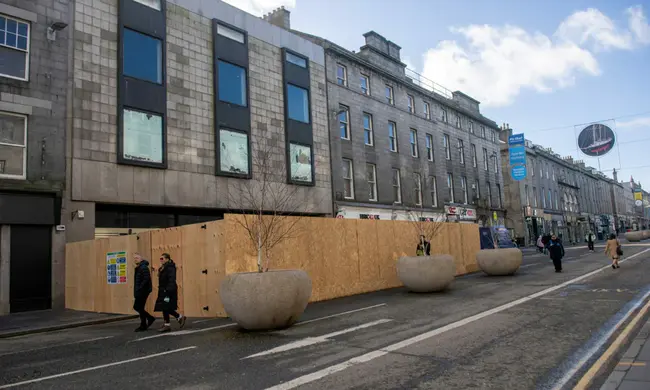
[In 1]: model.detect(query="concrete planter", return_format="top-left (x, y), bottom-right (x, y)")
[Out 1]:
top-left (643, 231), bottom-right (650, 240)
top-left (220, 269), bottom-right (312, 331)
top-left (397, 255), bottom-right (455, 293)
top-left (476, 248), bottom-right (522, 276)
top-left (626, 231), bottom-right (644, 242)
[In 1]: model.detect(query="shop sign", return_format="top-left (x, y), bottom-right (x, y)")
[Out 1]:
top-left (445, 205), bottom-right (477, 221)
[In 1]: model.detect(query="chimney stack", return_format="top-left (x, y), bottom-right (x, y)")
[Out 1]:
top-left (262, 6), bottom-right (291, 30)
top-left (612, 168), bottom-right (618, 182)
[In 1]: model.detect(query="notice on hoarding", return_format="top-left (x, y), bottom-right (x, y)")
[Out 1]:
top-left (106, 251), bottom-right (128, 285)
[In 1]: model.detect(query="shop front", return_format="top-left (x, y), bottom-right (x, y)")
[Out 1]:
top-left (445, 205), bottom-right (478, 223)
top-left (335, 205), bottom-right (445, 221)
top-left (524, 206), bottom-right (545, 245)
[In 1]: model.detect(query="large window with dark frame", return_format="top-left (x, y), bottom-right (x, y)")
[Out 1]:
top-left (123, 28), bottom-right (163, 84)
top-left (217, 60), bottom-right (247, 106)
top-left (290, 143), bottom-right (312, 183)
top-left (287, 84), bottom-right (310, 123)
top-left (122, 108), bottom-right (164, 164)
top-left (219, 128), bottom-right (249, 175)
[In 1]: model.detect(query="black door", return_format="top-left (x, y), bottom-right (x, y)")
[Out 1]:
top-left (10, 225), bottom-right (52, 312)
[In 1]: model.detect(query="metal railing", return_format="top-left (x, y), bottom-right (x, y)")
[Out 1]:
top-left (404, 67), bottom-right (454, 100)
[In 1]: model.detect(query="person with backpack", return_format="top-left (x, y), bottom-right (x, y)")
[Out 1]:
top-left (605, 233), bottom-right (622, 269)
top-left (154, 253), bottom-right (186, 332)
top-left (548, 234), bottom-right (565, 273)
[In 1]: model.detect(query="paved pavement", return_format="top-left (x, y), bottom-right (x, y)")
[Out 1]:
top-left (1, 245), bottom-right (650, 389)
top-left (0, 310), bottom-right (135, 338)
top-left (600, 318), bottom-right (650, 389)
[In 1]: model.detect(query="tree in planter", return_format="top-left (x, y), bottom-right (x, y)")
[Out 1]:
top-left (402, 173), bottom-right (446, 255)
top-left (227, 140), bottom-right (315, 273)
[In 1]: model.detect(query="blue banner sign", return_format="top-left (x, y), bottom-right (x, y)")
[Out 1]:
top-left (511, 164), bottom-right (527, 181)
top-left (508, 133), bottom-right (525, 145)
top-left (509, 145), bottom-right (526, 165)
top-left (508, 132), bottom-right (527, 180)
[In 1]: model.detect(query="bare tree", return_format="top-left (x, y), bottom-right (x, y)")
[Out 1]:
top-left (227, 139), bottom-right (316, 272)
top-left (401, 173), bottom-right (446, 255)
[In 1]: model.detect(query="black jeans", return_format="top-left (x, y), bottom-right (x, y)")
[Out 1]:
top-left (552, 257), bottom-right (562, 271)
top-left (133, 296), bottom-right (154, 327)
top-left (163, 310), bottom-right (180, 323)
top-left (588, 242), bottom-right (594, 250)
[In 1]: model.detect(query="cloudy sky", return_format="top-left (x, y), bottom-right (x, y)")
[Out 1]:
top-left (226, 0), bottom-right (650, 187)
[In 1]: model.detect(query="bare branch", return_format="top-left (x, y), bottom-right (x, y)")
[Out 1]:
top-left (399, 173), bottom-right (447, 247)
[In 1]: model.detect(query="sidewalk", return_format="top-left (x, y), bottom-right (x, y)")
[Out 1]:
top-left (0, 309), bottom-right (136, 338)
top-left (601, 318), bottom-right (650, 389)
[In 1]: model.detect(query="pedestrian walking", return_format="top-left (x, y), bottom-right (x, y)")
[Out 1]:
top-left (133, 253), bottom-right (156, 332)
top-left (536, 235), bottom-right (544, 254)
top-left (605, 233), bottom-right (622, 269)
top-left (586, 232), bottom-right (596, 252)
top-left (416, 235), bottom-right (431, 256)
top-left (154, 253), bottom-right (186, 332)
top-left (548, 234), bottom-right (565, 273)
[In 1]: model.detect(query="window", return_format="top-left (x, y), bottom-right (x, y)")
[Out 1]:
top-left (219, 129), bottom-right (249, 175)
top-left (483, 148), bottom-right (489, 171)
top-left (552, 167), bottom-right (555, 180)
top-left (469, 121), bottom-right (474, 134)
top-left (122, 108), bottom-right (164, 164)
top-left (497, 184), bottom-right (503, 208)
top-left (342, 159), bottom-right (354, 199)
top-left (285, 52), bottom-right (307, 68)
top-left (554, 190), bottom-right (559, 210)
top-left (525, 185), bottom-right (530, 206)
top-left (410, 129), bottom-right (418, 157)
top-left (475, 180), bottom-right (480, 201)
top-left (458, 139), bottom-right (465, 165)
top-left (461, 176), bottom-right (468, 204)
top-left (539, 162), bottom-right (543, 177)
top-left (388, 121), bottom-right (398, 152)
top-left (447, 173), bottom-right (455, 203)
top-left (471, 144), bottom-right (477, 167)
top-left (0, 111), bottom-right (27, 179)
top-left (493, 152), bottom-right (498, 172)
top-left (426, 134), bottom-right (433, 161)
top-left (546, 164), bottom-right (549, 179)
top-left (441, 108), bottom-right (448, 123)
top-left (548, 189), bottom-right (552, 208)
top-left (424, 102), bottom-right (431, 119)
top-left (363, 113), bottom-right (373, 145)
top-left (407, 95), bottom-right (415, 113)
top-left (487, 182), bottom-right (493, 207)
top-left (123, 28), bottom-right (162, 84)
top-left (531, 159), bottom-right (535, 176)
top-left (533, 187), bottom-right (538, 207)
top-left (542, 187), bottom-right (546, 208)
top-left (429, 176), bottom-right (438, 207)
top-left (287, 84), bottom-right (310, 123)
top-left (367, 163), bottom-right (377, 201)
top-left (339, 105), bottom-right (350, 139)
top-left (385, 85), bottom-right (394, 105)
top-left (491, 130), bottom-right (496, 142)
top-left (414, 173), bottom-right (422, 206)
top-left (360, 74), bottom-right (370, 95)
top-left (481, 126), bottom-right (486, 138)
top-left (336, 64), bottom-right (347, 86)
top-left (218, 60), bottom-right (247, 106)
top-left (444, 134), bottom-right (451, 160)
top-left (134, 0), bottom-right (161, 10)
top-left (217, 23), bottom-right (245, 43)
top-left (455, 114), bottom-right (461, 129)
top-left (392, 169), bottom-right (402, 203)
top-left (0, 15), bottom-right (30, 80)
top-left (290, 143), bottom-right (312, 183)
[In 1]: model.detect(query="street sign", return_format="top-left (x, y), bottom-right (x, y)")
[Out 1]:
top-left (636, 200), bottom-right (643, 207)
top-left (508, 134), bottom-right (525, 145)
top-left (508, 133), bottom-right (527, 181)
top-left (509, 145), bottom-right (526, 165)
top-left (511, 164), bottom-right (527, 181)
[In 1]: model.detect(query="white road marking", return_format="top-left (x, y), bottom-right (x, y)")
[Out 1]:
top-left (132, 323), bottom-right (236, 342)
top-left (295, 303), bottom-right (387, 326)
top-left (0, 336), bottom-right (114, 357)
top-left (0, 346), bottom-right (197, 389)
top-left (244, 319), bottom-right (393, 359)
top-left (265, 248), bottom-right (650, 390)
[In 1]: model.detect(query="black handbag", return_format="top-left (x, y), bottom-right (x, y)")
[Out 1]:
top-left (616, 244), bottom-right (623, 256)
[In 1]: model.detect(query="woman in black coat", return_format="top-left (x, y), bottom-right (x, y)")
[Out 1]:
top-left (154, 253), bottom-right (186, 332)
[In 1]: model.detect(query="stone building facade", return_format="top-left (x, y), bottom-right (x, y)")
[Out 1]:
top-left (0, 0), bottom-right (70, 314)
top-left (261, 10), bottom-right (505, 224)
top-left (65, 0), bottom-right (331, 242)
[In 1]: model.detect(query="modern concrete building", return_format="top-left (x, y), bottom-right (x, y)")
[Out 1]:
top-left (65, 0), bottom-right (332, 242)
top-left (0, 0), bottom-right (70, 314)
top-left (264, 9), bottom-right (505, 224)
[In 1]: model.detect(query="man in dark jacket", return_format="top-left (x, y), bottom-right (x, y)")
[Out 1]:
top-left (548, 235), bottom-right (565, 273)
top-left (133, 253), bottom-right (155, 332)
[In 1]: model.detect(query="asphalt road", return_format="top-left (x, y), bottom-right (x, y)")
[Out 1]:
top-left (2, 244), bottom-right (650, 390)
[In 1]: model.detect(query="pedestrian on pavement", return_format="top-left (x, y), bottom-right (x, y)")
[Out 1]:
top-left (586, 232), bottom-right (596, 252)
top-left (536, 235), bottom-right (544, 254)
top-left (154, 253), bottom-right (186, 332)
top-left (605, 233), bottom-right (622, 269)
top-left (133, 253), bottom-right (155, 332)
top-left (416, 235), bottom-right (431, 256)
top-left (548, 234), bottom-right (565, 273)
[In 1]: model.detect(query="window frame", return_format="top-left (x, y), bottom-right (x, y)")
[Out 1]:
top-left (447, 173), bottom-right (455, 203)
top-left (469, 121), bottom-right (474, 134)
top-left (407, 95), bottom-right (415, 114)
top-left (367, 163), bottom-right (377, 202)
top-left (119, 106), bottom-right (166, 168)
top-left (363, 112), bottom-right (374, 146)
top-left (342, 158), bottom-right (355, 200)
top-left (493, 152), bottom-right (498, 172)
top-left (336, 63), bottom-right (348, 86)
top-left (471, 144), bottom-right (477, 167)
top-left (218, 127), bottom-right (251, 178)
top-left (0, 14), bottom-right (31, 81)
top-left (458, 139), bottom-right (465, 165)
top-left (133, 0), bottom-right (162, 10)
top-left (487, 182), bottom-right (493, 207)
top-left (123, 27), bottom-right (163, 85)
top-left (285, 51), bottom-right (307, 68)
top-left (360, 73), bottom-right (370, 95)
top-left (444, 134), bottom-right (451, 160)
top-left (455, 114), bottom-right (461, 129)
top-left (461, 176), bottom-right (468, 204)
top-left (339, 105), bottom-right (350, 140)
top-left (410, 128), bottom-right (418, 158)
top-left (0, 110), bottom-right (27, 179)
top-left (216, 22), bottom-right (245, 44)
top-left (217, 59), bottom-right (248, 107)
top-left (388, 121), bottom-right (398, 152)
top-left (481, 126), bottom-right (486, 138)
top-left (475, 180), bottom-right (480, 201)
top-left (483, 147), bottom-right (489, 171)
top-left (429, 176), bottom-right (438, 207)
top-left (424, 102), bottom-right (431, 120)
top-left (533, 186), bottom-right (538, 207)
top-left (385, 85), bottom-right (394, 105)
top-left (286, 83), bottom-right (311, 124)
top-left (425, 133), bottom-right (434, 162)
top-left (497, 184), bottom-right (503, 208)
top-left (414, 173), bottom-right (423, 206)
top-left (441, 107), bottom-right (448, 123)
top-left (392, 168), bottom-right (402, 204)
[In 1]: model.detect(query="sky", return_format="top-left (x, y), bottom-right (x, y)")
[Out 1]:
top-left (225, 0), bottom-right (650, 187)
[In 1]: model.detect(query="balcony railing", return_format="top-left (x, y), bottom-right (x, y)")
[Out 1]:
top-left (404, 68), bottom-right (454, 100)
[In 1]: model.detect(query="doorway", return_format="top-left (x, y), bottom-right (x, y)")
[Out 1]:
top-left (10, 225), bottom-right (52, 312)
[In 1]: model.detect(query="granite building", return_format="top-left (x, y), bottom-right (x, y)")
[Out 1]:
top-left (0, 0), bottom-right (70, 314)
top-left (65, 0), bottom-right (332, 242)
top-left (263, 9), bottom-right (505, 224)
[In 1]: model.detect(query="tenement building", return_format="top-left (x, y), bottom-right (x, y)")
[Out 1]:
top-left (263, 9), bottom-right (505, 224)
top-left (501, 129), bottom-right (626, 246)
top-left (65, 0), bottom-right (332, 242)
top-left (0, 1), bottom-right (70, 314)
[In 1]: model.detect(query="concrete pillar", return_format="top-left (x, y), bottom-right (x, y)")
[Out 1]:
top-left (0, 225), bottom-right (10, 315)
top-left (51, 227), bottom-right (66, 310)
